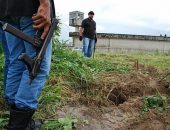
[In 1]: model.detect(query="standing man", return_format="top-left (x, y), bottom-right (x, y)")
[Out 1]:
top-left (79, 11), bottom-right (97, 57)
top-left (0, 0), bottom-right (54, 129)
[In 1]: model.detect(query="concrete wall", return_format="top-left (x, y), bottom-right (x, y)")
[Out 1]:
top-left (70, 32), bottom-right (170, 53)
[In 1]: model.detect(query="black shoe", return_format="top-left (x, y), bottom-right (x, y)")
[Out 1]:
top-left (7, 107), bottom-right (35, 130)
top-left (25, 119), bottom-right (43, 130)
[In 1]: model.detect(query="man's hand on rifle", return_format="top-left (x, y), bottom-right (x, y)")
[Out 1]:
top-left (32, 0), bottom-right (51, 40)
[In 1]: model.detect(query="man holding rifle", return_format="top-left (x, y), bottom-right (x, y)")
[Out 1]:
top-left (79, 11), bottom-right (97, 58)
top-left (0, 0), bottom-right (53, 129)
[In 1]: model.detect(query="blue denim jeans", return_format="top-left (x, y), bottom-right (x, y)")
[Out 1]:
top-left (0, 28), bottom-right (10, 91)
top-left (4, 17), bottom-right (52, 110)
top-left (82, 37), bottom-right (95, 57)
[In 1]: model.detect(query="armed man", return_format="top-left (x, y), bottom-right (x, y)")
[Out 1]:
top-left (79, 11), bottom-right (97, 57)
top-left (0, 0), bottom-right (54, 129)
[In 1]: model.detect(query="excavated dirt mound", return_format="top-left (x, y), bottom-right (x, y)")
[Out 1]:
top-left (106, 72), bottom-right (169, 106)
top-left (60, 66), bottom-right (170, 130)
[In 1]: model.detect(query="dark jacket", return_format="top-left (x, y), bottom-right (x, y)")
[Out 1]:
top-left (0, 0), bottom-right (40, 19)
top-left (0, 0), bottom-right (55, 20)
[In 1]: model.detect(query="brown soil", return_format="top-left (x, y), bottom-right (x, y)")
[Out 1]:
top-left (1, 65), bottom-right (169, 130)
top-left (59, 66), bottom-right (170, 130)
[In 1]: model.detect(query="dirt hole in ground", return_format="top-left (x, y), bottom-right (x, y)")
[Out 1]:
top-left (107, 87), bottom-right (127, 106)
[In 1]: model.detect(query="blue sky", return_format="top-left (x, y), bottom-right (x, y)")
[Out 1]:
top-left (54, 0), bottom-right (170, 40)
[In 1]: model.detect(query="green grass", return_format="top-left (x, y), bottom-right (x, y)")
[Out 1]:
top-left (95, 51), bottom-right (170, 71)
top-left (0, 53), bottom-right (4, 97)
top-left (50, 44), bottom-right (130, 87)
top-left (1, 44), bottom-right (170, 129)
top-left (128, 52), bottom-right (170, 69)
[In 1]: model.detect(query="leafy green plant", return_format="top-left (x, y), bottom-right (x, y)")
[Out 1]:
top-left (41, 116), bottom-right (77, 130)
top-left (0, 118), bottom-right (8, 129)
top-left (142, 95), bottom-right (167, 112)
top-left (0, 110), bottom-right (9, 129)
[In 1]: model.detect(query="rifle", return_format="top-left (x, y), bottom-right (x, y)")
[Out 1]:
top-left (93, 43), bottom-right (96, 59)
top-left (0, 18), bottom-right (58, 85)
top-left (93, 34), bottom-right (97, 59)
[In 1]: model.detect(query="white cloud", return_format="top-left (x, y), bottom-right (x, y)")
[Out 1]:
top-left (54, 0), bottom-right (170, 39)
